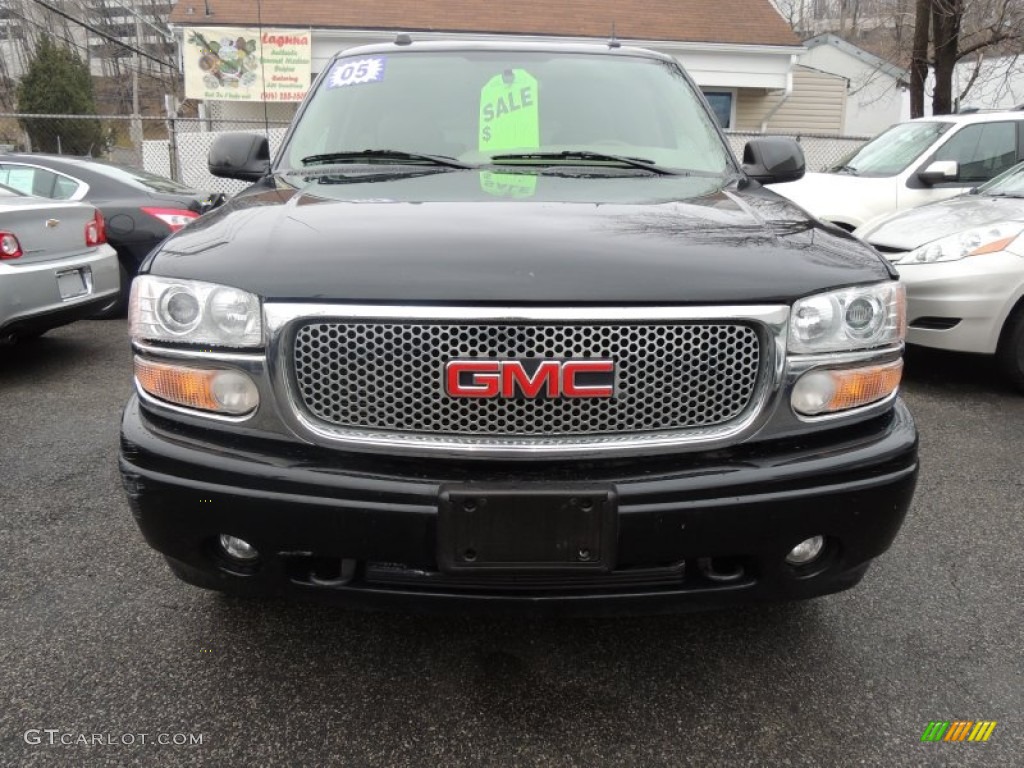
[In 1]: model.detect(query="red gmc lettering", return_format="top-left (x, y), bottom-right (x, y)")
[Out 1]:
top-left (501, 360), bottom-right (560, 398)
top-left (561, 360), bottom-right (615, 397)
top-left (445, 360), bottom-right (614, 399)
top-left (446, 360), bottom-right (500, 397)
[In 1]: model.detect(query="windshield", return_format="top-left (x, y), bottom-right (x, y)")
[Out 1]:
top-left (280, 50), bottom-right (733, 175)
top-left (829, 121), bottom-right (953, 177)
top-left (977, 161), bottom-right (1024, 198)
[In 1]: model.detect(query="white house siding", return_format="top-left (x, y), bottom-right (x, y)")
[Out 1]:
top-left (799, 39), bottom-right (908, 136)
top-left (953, 55), bottom-right (1024, 112)
top-left (733, 66), bottom-right (846, 134)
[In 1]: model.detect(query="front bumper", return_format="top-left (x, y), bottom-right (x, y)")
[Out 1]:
top-left (120, 395), bottom-right (918, 615)
top-left (897, 252), bottom-right (1024, 354)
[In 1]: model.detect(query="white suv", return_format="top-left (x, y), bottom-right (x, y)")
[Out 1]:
top-left (769, 111), bottom-right (1024, 230)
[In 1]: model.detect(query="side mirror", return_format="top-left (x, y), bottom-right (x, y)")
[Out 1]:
top-left (917, 160), bottom-right (958, 185)
top-left (742, 137), bottom-right (806, 184)
top-left (208, 133), bottom-right (271, 181)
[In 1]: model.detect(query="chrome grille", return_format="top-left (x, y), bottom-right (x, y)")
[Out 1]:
top-left (291, 322), bottom-right (762, 437)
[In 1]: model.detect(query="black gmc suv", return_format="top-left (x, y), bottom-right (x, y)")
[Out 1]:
top-left (119, 41), bottom-right (918, 614)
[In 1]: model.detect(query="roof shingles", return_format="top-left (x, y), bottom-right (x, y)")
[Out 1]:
top-left (170, 0), bottom-right (800, 47)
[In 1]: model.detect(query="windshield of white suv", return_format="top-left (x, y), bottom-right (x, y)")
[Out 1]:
top-left (281, 50), bottom-right (734, 176)
top-left (828, 121), bottom-right (953, 177)
top-left (978, 161), bottom-right (1024, 198)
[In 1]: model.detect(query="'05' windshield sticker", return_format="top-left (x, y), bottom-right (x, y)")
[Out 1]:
top-left (327, 57), bottom-right (386, 89)
top-left (479, 69), bottom-right (539, 152)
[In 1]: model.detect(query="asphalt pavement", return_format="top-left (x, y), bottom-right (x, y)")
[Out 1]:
top-left (0, 320), bottom-right (1021, 767)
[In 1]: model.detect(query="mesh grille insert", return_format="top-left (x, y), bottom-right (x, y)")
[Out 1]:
top-left (292, 322), bottom-right (761, 436)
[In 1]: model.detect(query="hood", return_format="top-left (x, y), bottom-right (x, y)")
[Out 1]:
top-left (767, 171), bottom-right (900, 229)
top-left (147, 169), bottom-right (892, 304)
top-left (768, 170), bottom-right (871, 201)
top-left (860, 194), bottom-right (1024, 251)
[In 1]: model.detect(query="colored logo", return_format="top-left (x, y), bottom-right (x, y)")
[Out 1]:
top-left (921, 721), bottom-right (997, 742)
top-left (445, 359), bottom-right (615, 399)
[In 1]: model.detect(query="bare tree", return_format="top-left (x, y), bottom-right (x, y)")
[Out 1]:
top-left (774, 0), bottom-right (1024, 115)
top-left (909, 0), bottom-right (1024, 114)
top-left (910, 0), bottom-right (932, 116)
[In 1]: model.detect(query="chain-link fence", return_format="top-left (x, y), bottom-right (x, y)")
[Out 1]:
top-left (725, 131), bottom-right (870, 173)
top-left (0, 113), bottom-right (873, 194)
top-left (0, 113), bottom-right (292, 195)
top-left (161, 117), bottom-right (291, 194)
top-left (0, 113), bottom-right (172, 168)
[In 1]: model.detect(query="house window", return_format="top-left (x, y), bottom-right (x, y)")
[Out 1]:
top-left (702, 90), bottom-right (734, 130)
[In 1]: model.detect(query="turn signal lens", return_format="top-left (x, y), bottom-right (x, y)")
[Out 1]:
top-left (134, 358), bottom-right (259, 415)
top-left (792, 360), bottom-right (903, 416)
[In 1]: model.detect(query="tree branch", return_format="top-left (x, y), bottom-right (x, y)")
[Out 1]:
top-left (957, 31), bottom-right (1023, 60)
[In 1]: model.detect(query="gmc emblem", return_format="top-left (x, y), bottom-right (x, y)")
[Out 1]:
top-left (445, 359), bottom-right (615, 399)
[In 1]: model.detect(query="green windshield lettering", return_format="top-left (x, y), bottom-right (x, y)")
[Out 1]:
top-left (480, 171), bottom-right (538, 198)
top-left (479, 70), bottom-right (539, 152)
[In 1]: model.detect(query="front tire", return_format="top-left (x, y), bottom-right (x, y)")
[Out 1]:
top-left (996, 307), bottom-right (1024, 392)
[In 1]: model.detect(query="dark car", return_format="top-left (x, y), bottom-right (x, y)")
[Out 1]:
top-left (119, 41), bottom-right (918, 614)
top-left (0, 154), bottom-right (222, 316)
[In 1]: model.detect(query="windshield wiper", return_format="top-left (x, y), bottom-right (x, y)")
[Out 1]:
top-left (984, 192), bottom-right (1024, 199)
top-left (488, 151), bottom-right (680, 175)
top-left (301, 149), bottom-right (474, 170)
top-left (832, 164), bottom-right (860, 176)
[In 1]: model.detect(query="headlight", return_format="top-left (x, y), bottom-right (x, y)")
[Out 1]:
top-left (129, 276), bottom-right (262, 347)
top-left (896, 222), bottom-right (1024, 264)
top-left (789, 282), bottom-right (905, 354)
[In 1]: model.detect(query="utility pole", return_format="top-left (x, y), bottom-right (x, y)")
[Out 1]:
top-left (130, 6), bottom-right (142, 158)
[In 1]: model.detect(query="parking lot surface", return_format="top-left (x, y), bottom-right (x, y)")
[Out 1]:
top-left (1, 320), bottom-right (1021, 767)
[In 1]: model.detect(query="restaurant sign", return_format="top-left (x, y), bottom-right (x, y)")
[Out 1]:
top-left (184, 27), bottom-right (311, 102)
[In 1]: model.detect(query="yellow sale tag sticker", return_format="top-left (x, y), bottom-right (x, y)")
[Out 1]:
top-left (479, 69), bottom-right (539, 153)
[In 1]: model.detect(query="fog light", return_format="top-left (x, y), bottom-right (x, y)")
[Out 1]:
top-left (219, 534), bottom-right (259, 563)
top-left (786, 535), bottom-right (825, 566)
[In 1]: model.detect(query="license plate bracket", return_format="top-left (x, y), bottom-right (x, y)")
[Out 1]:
top-left (438, 485), bottom-right (617, 573)
top-left (56, 267), bottom-right (92, 301)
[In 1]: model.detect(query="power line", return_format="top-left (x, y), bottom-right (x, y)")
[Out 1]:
top-left (28, 0), bottom-right (175, 69)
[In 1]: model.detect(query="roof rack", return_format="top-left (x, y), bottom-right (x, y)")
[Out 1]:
top-left (956, 105), bottom-right (1024, 114)
top-left (608, 22), bottom-right (621, 49)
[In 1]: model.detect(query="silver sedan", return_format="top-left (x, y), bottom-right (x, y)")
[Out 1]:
top-left (0, 184), bottom-right (119, 344)
top-left (855, 162), bottom-right (1024, 391)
